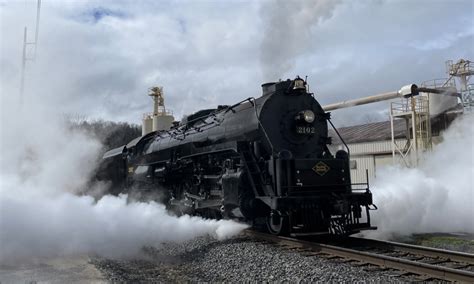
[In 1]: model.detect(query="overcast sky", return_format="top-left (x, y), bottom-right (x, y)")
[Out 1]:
top-left (1, 0), bottom-right (473, 126)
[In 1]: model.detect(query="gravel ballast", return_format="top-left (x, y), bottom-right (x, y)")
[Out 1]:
top-left (92, 235), bottom-right (409, 282)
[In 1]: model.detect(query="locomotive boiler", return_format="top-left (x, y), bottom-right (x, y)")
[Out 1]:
top-left (100, 77), bottom-right (377, 236)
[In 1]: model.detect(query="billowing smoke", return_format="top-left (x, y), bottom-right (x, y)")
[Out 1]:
top-left (259, 0), bottom-right (341, 81)
top-left (366, 114), bottom-right (474, 239)
top-left (0, 92), bottom-right (247, 264)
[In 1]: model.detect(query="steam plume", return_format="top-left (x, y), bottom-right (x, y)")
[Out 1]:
top-left (366, 114), bottom-right (474, 239)
top-left (0, 91), bottom-right (247, 264)
top-left (259, 0), bottom-right (341, 80)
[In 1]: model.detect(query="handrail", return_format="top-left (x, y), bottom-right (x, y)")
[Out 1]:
top-left (327, 118), bottom-right (350, 157)
top-left (421, 78), bottom-right (456, 89)
top-left (142, 110), bottom-right (174, 119)
top-left (391, 96), bottom-right (429, 113)
top-left (249, 97), bottom-right (275, 156)
top-left (224, 97), bottom-right (254, 113)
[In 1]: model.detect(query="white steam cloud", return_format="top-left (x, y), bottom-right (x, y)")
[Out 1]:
top-left (0, 192), bottom-right (246, 262)
top-left (0, 92), bottom-right (247, 264)
top-left (259, 0), bottom-right (341, 81)
top-left (367, 114), bottom-right (474, 239)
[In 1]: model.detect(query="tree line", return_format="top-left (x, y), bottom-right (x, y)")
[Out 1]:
top-left (67, 116), bottom-right (141, 151)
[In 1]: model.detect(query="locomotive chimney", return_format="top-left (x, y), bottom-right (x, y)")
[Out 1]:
top-left (261, 82), bottom-right (276, 96)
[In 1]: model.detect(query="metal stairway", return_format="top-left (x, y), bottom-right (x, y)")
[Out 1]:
top-left (239, 145), bottom-right (273, 197)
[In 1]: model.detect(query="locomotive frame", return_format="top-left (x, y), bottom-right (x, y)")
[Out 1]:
top-left (99, 77), bottom-right (377, 236)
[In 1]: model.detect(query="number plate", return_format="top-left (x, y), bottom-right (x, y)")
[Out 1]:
top-left (296, 126), bottom-right (315, 134)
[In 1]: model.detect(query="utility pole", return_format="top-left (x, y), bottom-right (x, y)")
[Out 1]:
top-left (19, 0), bottom-right (41, 107)
top-left (34, 0), bottom-right (41, 58)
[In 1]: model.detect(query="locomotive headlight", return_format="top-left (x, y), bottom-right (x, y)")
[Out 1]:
top-left (303, 110), bottom-right (315, 123)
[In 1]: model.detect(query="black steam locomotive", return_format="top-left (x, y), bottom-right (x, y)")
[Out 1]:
top-left (100, 77), bottom-right (376, 236)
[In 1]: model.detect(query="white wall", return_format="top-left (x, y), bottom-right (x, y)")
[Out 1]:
top-left (328, 140), bottom-right (402, 185)
top-left (328, 133), bottom-right (444, 185)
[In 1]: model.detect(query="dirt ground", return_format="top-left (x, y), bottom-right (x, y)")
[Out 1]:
top-left (0, 255), bottom-right (105, 284)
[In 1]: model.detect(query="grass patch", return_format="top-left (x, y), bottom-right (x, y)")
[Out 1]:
top-left (410, 234), bottom-right (474, 253)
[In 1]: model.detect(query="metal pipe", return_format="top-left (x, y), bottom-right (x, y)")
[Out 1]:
top-left (322, 84), bottom-right (459, 112)
top-left (418, 87), bottom-right (460, 97)
top-left (323, 91), bottom-right (399, 111)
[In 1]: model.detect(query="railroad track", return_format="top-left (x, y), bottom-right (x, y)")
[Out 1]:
top-left (244, 230), bottom-right (474, 282)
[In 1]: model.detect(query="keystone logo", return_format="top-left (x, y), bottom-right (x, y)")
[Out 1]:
top-left (312, 161), bottom-right (330, 176)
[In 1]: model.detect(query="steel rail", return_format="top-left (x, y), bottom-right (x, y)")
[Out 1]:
top-left (244, 231), bottom-right (474, 282)
top-left (347, 237), bottom-right (474, 265)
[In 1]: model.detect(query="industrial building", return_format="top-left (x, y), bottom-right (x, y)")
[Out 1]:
top-left (327, 59), bottom-right (473, 184)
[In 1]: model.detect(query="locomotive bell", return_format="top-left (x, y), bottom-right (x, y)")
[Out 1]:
top-left (293, 78), bottom-right (306, 90)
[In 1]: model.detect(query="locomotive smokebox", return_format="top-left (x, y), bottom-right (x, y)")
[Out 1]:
top-left (261, 82), bottom-right (276, 96)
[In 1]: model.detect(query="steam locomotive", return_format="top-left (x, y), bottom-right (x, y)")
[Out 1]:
top-left (100, 77), bottom-right (377, 236)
